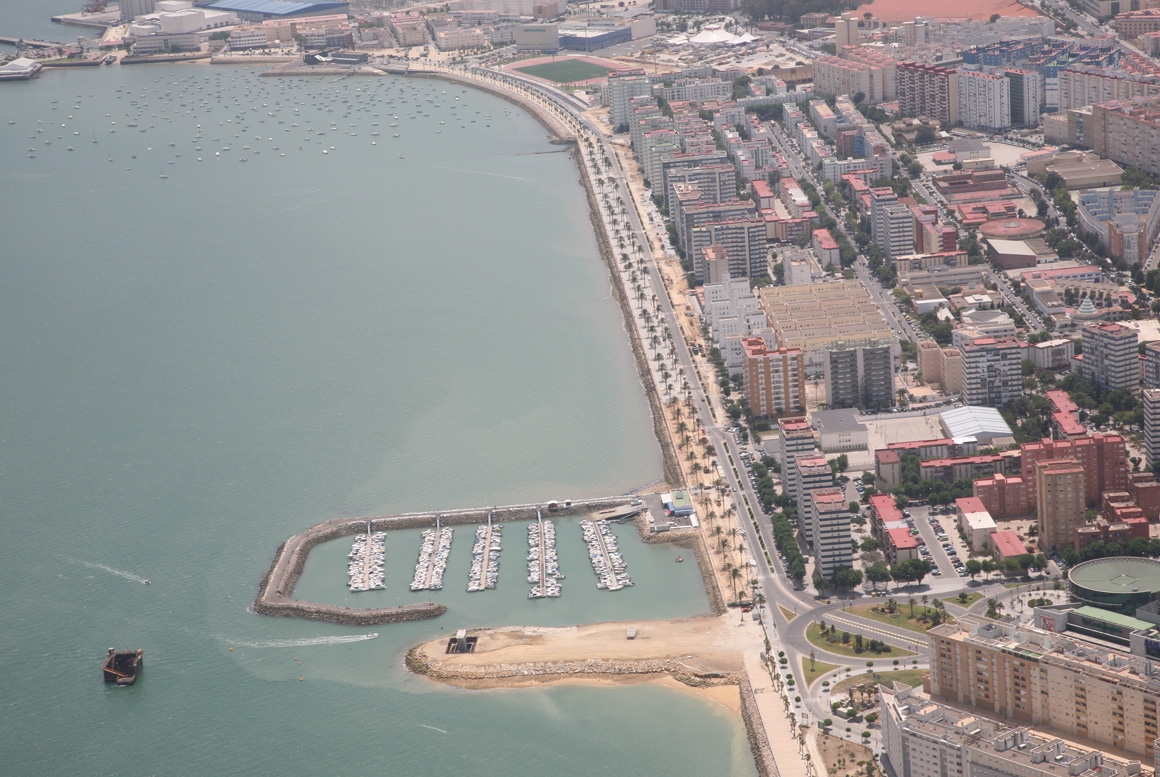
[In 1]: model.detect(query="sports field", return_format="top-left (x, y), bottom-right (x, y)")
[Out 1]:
top-left (515, 59), bottom-right (613, 83)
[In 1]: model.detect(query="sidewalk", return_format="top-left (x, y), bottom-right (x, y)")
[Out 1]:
top-left (744, 648), bottom-right (811, 777)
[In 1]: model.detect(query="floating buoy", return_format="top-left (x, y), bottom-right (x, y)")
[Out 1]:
top-left (228, 647), bottom-right (233, 651)
top-left (299, 677), bottom-right (304, 681)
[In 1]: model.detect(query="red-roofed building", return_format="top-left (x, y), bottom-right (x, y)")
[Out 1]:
top-left (990, 529), bottom-right (1027, 561)
top-left (974, 472), bottom-right (1032, 518)
top-left (812, 228), bottom-right (840, 267)
top-left (885, 527), bottom-right (920, 562)
top-left (921, 454), bottom-right (1006, 482)
top-left (876, 448), bottom-right (902, 489)
top-left (1046, 390), bottom-right (1079, 415)
top-left (752, 179), bottom-right (775, 209)
top-left (1021, 434), bottom-right (1130, 507)
top-left (744, 337), bottom-right (806, 418)
top-left (1128, 471), bottom-right (1160, 520)
top-left (886, 438), bottom-right (955, 459)
top-left (1052, 411), bottom-right (1087, 440)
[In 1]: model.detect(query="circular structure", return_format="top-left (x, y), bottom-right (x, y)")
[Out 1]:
top-left (1068, 557), bottom-right (1160, 614)
top-left (979, 218), bottom-right (1046, 240)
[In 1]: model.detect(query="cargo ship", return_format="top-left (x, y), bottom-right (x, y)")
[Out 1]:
top-left (102, 648), bottom-right (143, 685)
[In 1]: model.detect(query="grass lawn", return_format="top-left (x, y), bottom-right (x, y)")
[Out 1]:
top-left (831, 668), bottom-right (927, 696)
top-left (802, 656), bottom-right (841, 686)
top-left (778, 604), bottom-right (797, 621)
top-left (806, 622), bottom-right (914, 659)
top-left (514, 59), bottom-right (612, 83)
top-left (943, 592), bottom-right (984, 607)
top-left (846, 603), bottom-right (953, 635)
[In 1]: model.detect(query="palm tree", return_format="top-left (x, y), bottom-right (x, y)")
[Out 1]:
top-left (729, 566), bottom-right (743, 600)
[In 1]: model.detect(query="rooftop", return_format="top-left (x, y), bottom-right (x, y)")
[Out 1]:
top-left (1068, 556), bottom-right (1160, 594)
top-left (813, 408), bottom-right (868, 435)
top-left (989, 529), bottom-right (1026, 557)
top-left (941, 406), bottom-right (1013, 440)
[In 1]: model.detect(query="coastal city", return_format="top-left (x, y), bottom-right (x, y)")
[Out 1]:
top-left (13, 0), bottom-right (1160, 775)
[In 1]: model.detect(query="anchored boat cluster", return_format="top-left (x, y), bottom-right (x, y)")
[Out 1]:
top-left (467, 521), bottom-right (502, 592)
top-left (527, 515), bottom-right (561, 599)
top-left (581, 520), bottom-right (632, 591)
top-left (348, 527), bottom-right (386, 592)
top-left (410, 526), bottom-right (453, 592)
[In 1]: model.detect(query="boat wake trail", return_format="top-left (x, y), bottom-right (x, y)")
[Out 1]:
top-left (417, 724), bottom-right (448, 734)
top-left (230, 634), bottom-right (379, 648)
top-left (67, 558), bottom-right (149, 585)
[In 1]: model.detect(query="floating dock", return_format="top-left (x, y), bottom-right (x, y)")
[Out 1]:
top-left (527, 508), bottom-right (562, 599)
top-left (580, 520), bottom-right (632, 591)
top-left (410, 518), bottom-right (453, 592)
top-left (467, 512), bottom-right (501, 592)
top-left (347, 524), bottom-right (385, 592)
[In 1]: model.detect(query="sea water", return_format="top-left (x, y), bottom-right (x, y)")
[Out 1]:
top-left (0, 62), bottom-right (757, 776)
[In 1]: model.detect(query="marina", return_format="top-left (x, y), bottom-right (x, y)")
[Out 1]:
top-left (466, 513), bottom-right (502, 592)
top-left (409, 519), bottom-right (453, 592)
top-left (347, 524), bottom-right (385, 592)
top-left (581, 520), bottom-right (633, 591)
top-left (527, 509), bottom-right (562, 599)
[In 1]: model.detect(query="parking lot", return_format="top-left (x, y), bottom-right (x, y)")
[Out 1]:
top-left (902, 504), bottom-right (974, 579)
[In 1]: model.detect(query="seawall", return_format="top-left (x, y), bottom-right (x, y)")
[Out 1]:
top-left (253, 496), bottom-right (640, 625)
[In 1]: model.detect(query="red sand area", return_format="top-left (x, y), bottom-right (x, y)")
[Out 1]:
top-left (853, 0), bottom-right (1040, 22)
top-left (504, 55), bottom-right (626, 85)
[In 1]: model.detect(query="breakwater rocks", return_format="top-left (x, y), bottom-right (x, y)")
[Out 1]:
top-left (407, 648), bottom-right (743, 688)
top-left (739, 680), bottom-right (779, 777)
top-left (253, 497), bottom-right (640, 625)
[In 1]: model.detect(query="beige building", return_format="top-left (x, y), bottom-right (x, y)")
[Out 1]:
top-left (918, 339), bottom-right (964, 396)
top-left (1026, 150), bottom-right (1123, 190)
top-left (743, 337), bottom-right (806, 418)
top-left (1036, 457), bottom-right (1086, 553)
top-left (758, 281), bottom-right (897, 374)
top-left (881, 683), bottom-right (1151, 777)
top-left (1091, 97), bottom-right (1160, 178)
top-left (929, 614), bottom-right (1160, 762)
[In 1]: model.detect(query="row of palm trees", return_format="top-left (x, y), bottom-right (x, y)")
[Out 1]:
top-left (472, 69), bottom-right (758, 610)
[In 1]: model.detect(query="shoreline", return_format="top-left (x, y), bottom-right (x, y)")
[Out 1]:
top-left (406, 66), bottom-right (685, 487)
top-left (405, 615), bottom-right (778, 777)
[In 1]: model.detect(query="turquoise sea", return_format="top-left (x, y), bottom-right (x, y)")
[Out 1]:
top-left (0, 38), bottom-right (758, 777)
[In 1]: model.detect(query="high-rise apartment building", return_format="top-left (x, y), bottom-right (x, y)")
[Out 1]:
top-left (1091, 96), bottom-right (1160, 177)
top-left (1145, 389), bottom-right (1160, 472)
top-left (1035, 457), bottom-right (1085, 552)
top-left (777, 418), bottom-right (815, 502)
top-left (1021, 434), bottom-right (1130, 508)
top-left (881, 683), bottom-right (1149, 777)
top-left (794, 452), bottom-right (836, 527)
top-left (871, 188), bottom-right (916, 260)
top-left (1082, 322), bottom-right (1139, 392)
top-left (690, 218), bottom-right (768, 282)
top-left (743, 337), bottom-right (806, 418)
top-left (805, 487), bottom-right (853, 577)
top-left (958, 70), bottom-right (1011, 132)
top-left (1145, 341), bottom-right (1160, 390)
top-left (606, 69), bottom-right (653, 129)
top-left (1005, 68), bottom-right (1043, 127)
top-left (898, 62), bottom-right (959, 125)
top-left (824, 339), bottom-right (896, 410)
top-left (959, 337), bottom-right (1024, 407)
top-left (928, 614), bottom-right (1160, 761)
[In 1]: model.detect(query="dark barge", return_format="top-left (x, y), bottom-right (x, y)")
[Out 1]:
top-left (102, 648), bottom-right (143, 685)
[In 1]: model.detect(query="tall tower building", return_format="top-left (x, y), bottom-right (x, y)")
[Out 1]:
top-left (743, 337), bottom-right (806, 418)
top-left (805, 487), bottom-right (853, 577)
top-left (1082, 322), bottom-right (1138, 392)
top-left (871, 188), bottom-right (915, 260)
top-left (795, 452), bottom-right (836, 535)
top-left (1145, 389), bottom-right (1160, 472)
top-left (1035, 457), bottom-right (1085, 552)
top-left (606, 70), bottom-right (653, 130)
top-left (824, 339), bottom-right (896, 410)
top-left (777, 418), bottom-right (815, 501)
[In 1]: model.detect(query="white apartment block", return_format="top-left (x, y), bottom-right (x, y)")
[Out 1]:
top-left (959, 337), bottom-right (1025, 407)
top-left (1144, 388), bottom-right (1160, 471)
top-left (881, 683), bottom-right (1148, 777)
top-left (1060, 66), bottom-right (1160, 112)
top-left (958, 70), bottom-right (1011, 132)
top-left (806, 487), bottom-right (853, 576)
top-left (606, 71), bottom-right (652, 129)
top-left (1082, 321), bottom-right (1139, 392)
top-left (703, 274), bottom-right (770, 370)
